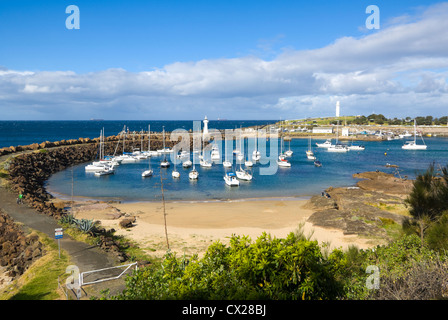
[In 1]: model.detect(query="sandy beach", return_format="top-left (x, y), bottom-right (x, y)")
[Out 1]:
top-left (70, 197), bottom-right (376, 259)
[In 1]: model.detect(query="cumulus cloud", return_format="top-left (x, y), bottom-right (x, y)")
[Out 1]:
top-left (1, 3), bottom-right (448, 119)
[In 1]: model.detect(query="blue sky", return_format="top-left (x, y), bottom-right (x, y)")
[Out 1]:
top-left (0, 0), bottom-right (447, 120)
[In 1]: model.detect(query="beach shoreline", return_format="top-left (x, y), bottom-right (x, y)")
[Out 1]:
top-left (61, 193), bottom-right (378, 260)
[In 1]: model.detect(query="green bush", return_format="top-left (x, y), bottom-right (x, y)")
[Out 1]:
top-left (111, 232), bottom-right (347, 300)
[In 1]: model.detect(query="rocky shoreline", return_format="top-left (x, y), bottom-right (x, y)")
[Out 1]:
top-left (305, 171), bottom-right (412, 242)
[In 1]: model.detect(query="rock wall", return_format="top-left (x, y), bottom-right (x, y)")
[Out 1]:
top-left (0, 210), bottom-right (44, 279)
top-left (5, 135), bottom-right (180, 218)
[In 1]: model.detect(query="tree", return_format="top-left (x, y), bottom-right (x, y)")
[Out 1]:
top-left (404, 163), bottom-right (448, 243)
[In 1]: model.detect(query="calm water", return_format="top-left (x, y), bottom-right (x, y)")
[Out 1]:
top-left (46, 136), bottom-right (448, 202)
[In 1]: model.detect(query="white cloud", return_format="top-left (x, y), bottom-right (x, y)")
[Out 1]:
top-left (1, 3), bottom-right (448, 119)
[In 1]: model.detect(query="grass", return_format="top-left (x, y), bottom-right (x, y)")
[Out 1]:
top-left (0, 231), bottom-right (72, 300)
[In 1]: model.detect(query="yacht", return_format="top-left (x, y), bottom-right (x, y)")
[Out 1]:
top-left (189, 168), bottom-right (199, 180)
top-left (210, 143), bottom-right (220, 161)
top-left (277, 155), bottom-right (292, 167)
top-left (316, 139), bottom-right (334, 148)
top-left (142, 168), bottom-right (153, 177)
top-left (347, 144), bottom-right (365, 151)
top-left (402, 119), bottom-right (427, 150)
top-left (314, 160), bottom-right (322, 167)
top-left (160, 127), bottom-right (171, 167)
top-left (284, 139), bottom-right (293, 157)
top-left (224, 172), bottom-right (239, 186)
top-left (200, 159), bottom-right (212, 167)
top-left (328, 143), bottom-right (349, 152)
top-left (236, 167), bottom-right (253, 180)
top-left (182, 160), bottom-right (192, 168)
top-left (306, 137), bottom-right (316, 160)
top-left (94, 166), bottom-right (115, 176)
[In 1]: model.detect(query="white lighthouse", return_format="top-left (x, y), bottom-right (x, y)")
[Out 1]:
top-left (203, 115), bottom-right (209, 136)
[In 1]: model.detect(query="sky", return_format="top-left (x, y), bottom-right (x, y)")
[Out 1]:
top-left (0, 0), bottom-right (447, 120)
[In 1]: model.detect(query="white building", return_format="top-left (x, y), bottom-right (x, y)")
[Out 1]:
top-left (312, 127), bottom-right (334, 134)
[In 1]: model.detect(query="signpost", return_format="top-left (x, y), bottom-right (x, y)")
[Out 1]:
top-left (55, 228), bottom-right (63, 258)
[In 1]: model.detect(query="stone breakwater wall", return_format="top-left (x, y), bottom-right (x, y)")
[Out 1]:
top-left (5, 135), bottom-right (181, 218)
top-left (0, 210), bottom-right (44, 280)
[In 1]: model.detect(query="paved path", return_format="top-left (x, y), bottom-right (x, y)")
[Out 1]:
top-left (0, 184), bottom-right (127, 299)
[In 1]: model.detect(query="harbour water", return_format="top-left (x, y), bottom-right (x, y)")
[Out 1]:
top-left (45, 134), bottom-right (448, 202)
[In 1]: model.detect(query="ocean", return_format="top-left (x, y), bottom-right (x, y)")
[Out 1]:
top-left (0, 120), bottom-right (275, 149)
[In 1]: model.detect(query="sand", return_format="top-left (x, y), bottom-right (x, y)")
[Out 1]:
top-left (70, 197), bottom-right (375, 259)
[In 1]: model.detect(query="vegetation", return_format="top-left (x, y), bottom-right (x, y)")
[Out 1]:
top-left (403, 163), bottom-right (448, 243)
top-left (99, 162), bottom-right (448, 301)
top-left (0, 231), bottom-right (71, 300)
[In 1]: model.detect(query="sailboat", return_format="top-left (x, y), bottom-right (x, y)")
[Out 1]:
top-left (252, 129), bottom-right (261, 161)
top-left (189, 153), bottom-right (199, 180)
top-left (200, 141), bottom-right (212, 167)
top-left (284, 138), bottom-right (293, 157)
top-left (328, 120), bottom-right (348, 152)
top-left (142, 156), bottom-right (153, 177)
top-left (210, 142), bottom-right (220, 161)
top-left (306, 136), bottom-right (316, 160)
top-left (347, 135), bottom-right (365, 151)
top-left (277, 122), bottom-right (291, 167)
top-left (160, 127), bottom-right (171, 168)
top-left (86, 129), bottom-right (116, 174)
top-left (236, 133), bottom-right (253, 180)
top-left (144, 125), bottom-right (158, 157)
top-left (244, 137), bottom-right (253, 167)
top-left (402, 119), bottom-right (427, 150)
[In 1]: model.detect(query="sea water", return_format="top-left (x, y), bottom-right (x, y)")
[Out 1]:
top-left (45, 135), bottom-right (448, 202)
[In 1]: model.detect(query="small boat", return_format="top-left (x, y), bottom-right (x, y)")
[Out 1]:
top-left (402, 119), bottom-right (427, 150)
top-left (347, 145), bottom-right (365, 151)
top-left (200, 159), bottom-right (212, 167)
top-left (142, 169), bottom-right (153, 177)
top-left (224, 172), bottom-right (239, 186)
top-left (210, 143), bottom-right (220, 161)
top-left (277, 157), bottom-right (291, 167)
top-left (172, 170), bottom-right (180, 178)
top-left (182, 160), bottom-right (192, 168)
top-left (160, 127), bottom-right (171, 167)
top-left (223, 160), bottom-right (232, 168)
top-left (236, 168), bottom-right (253, 180)
top-left (285, 139), bottom-right (293, 157)
top-left (314, 160), bottom-right (322, 167)
top-left (94, 167), bottom-right (115, 176)
top-left (189, 168), bottom-right (199, 180)
top-left (306, 136), bottom-right (316, 159)
top-left (328, 144), bottom-right (349, 153)
top-left (316, 139), bottom-right (333, 148)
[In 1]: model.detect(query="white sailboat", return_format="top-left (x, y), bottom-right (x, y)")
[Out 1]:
top-left (224, 172), bottom-right (239, 186)
top-left (328, 120), bottom-right (348, 153)
top-left (284, 138), bottom-right (293, 157)
top-left (252, 127), bottom-right (261, 162)
top-left (306, 136), bottom-right (316, 160)
top-left (160, 127), bottom-right (171, 168)
top-left (199, 134), bottom-right (212, 167)
top-left (210, 142), bottom-right (220, 161)
top-left (402, 119), bottom-right (427, 150)
top-left (277, 123), bottom-right (291, 167)
top-left (189, 153), bottom-right (199, 180)
top-left (243, 137), bottom-right (253, 167)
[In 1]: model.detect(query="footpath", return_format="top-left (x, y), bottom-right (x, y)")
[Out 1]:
top-left (0, 184), bottom-right (128, 300)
